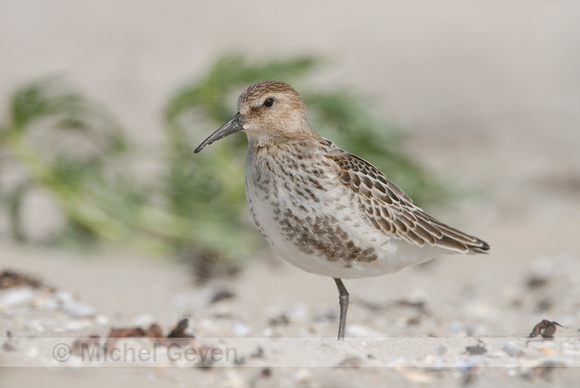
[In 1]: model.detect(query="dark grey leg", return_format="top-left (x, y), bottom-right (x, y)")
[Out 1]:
top-left (334, 278), bottom-right (349, 340)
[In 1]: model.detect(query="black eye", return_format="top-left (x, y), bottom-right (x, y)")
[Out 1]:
top-left (263, 98), bottom-right (274, 107)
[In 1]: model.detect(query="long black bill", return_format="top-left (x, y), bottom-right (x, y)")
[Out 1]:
top-left (194, 112), bottom-right (245, 153)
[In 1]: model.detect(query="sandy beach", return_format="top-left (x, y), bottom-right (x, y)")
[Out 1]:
top-left (1, 1), bottom-right (580, 386)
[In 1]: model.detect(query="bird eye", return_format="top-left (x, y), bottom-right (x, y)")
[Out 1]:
top-left (263, 98), bottom-right (274, 107)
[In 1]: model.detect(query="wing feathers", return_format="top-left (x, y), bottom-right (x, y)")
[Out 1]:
top-left (324, 151), bottom-right (489, 254)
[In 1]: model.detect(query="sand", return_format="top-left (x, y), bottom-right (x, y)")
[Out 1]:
top-left (1, 1), bottom-right (580, 386)
top-left (1, 199), bottom-right (580, 386)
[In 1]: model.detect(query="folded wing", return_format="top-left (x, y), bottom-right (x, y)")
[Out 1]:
top-left (324, 151), bottom-right (490, 254)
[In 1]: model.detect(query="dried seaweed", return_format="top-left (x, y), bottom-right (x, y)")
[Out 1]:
top-left (529, 320), bottom-right (562, 339)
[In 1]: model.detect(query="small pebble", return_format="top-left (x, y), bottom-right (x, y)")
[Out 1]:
top-left (502, 342), bottom-right (524, 357)
top-left (94, 315), bottom-right (109, 326)
top-left (293, 368), bottom-right (312, 385)
top-left (539, 347), bottom-right (557, 356)
top-left (132, 314), bottom-right (155, 327)
top-left (61, 300), bottom-right (98, 318)
top-left (231, 322), bottom-right (251, 337)
top-left (221, 370), bottom-right (245, 388)
top-left (458, 358), bottom-right (480, 371)
top-left (435, 344), bottom-right (448, 356)
top-left (0, 288), bottom-right (37, 308)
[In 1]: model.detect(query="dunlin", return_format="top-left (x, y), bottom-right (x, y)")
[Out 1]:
top-left (195, 81), bottom-right (489, 340)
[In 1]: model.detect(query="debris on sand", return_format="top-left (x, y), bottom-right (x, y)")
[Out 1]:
top-left (69, 318), bottom-right (196, 358)
top-left (209, 290), bottom-right (236, 305)
top-left (104, 318), bottom-right (194, 349)
top-left (464, 340), bottom-right (487, 355)
top-left (529, 320), bottom-right (562, 339)
top-left (268, 314), bottom-right (290, 326)
top-left (0, 269), bottom-right (53, 291)
top-left (167, 318), bottom-right (195, 346)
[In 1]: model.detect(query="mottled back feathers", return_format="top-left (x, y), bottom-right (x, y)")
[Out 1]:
top-left (324, 149), bottom-right (489, 254)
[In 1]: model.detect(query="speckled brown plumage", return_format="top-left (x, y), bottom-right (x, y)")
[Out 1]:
top-left (195, 80), bottom-right (490, 340)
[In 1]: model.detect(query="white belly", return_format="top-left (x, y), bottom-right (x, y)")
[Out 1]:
top-left (245, 156), bottom-right (447, 279)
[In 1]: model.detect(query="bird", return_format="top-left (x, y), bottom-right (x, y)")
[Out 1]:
top-left (194, 80), bottom-right (490, 340)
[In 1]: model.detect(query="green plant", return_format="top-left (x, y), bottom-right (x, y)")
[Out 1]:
top-left (0, 79), bottom-right (198, 255)
top-left (1, 78), bottom-right (129, 245)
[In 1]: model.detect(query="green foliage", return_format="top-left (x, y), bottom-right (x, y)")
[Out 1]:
top-left (0, 78), bottom-right (194, 254)
top-left (1, 78), bottom-right (131, 245)
top-left (0, 55), bottom-right (452, 265)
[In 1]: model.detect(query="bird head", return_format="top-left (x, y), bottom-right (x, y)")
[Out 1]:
top-left (194, 81), bottom-right (310, 153)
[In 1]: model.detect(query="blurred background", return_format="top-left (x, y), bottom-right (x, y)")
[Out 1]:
top-left (1, 0), bottom-right (580, 385)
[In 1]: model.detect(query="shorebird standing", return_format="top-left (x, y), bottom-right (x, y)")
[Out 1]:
top-left (195, 81), bottom-right (489, 340)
